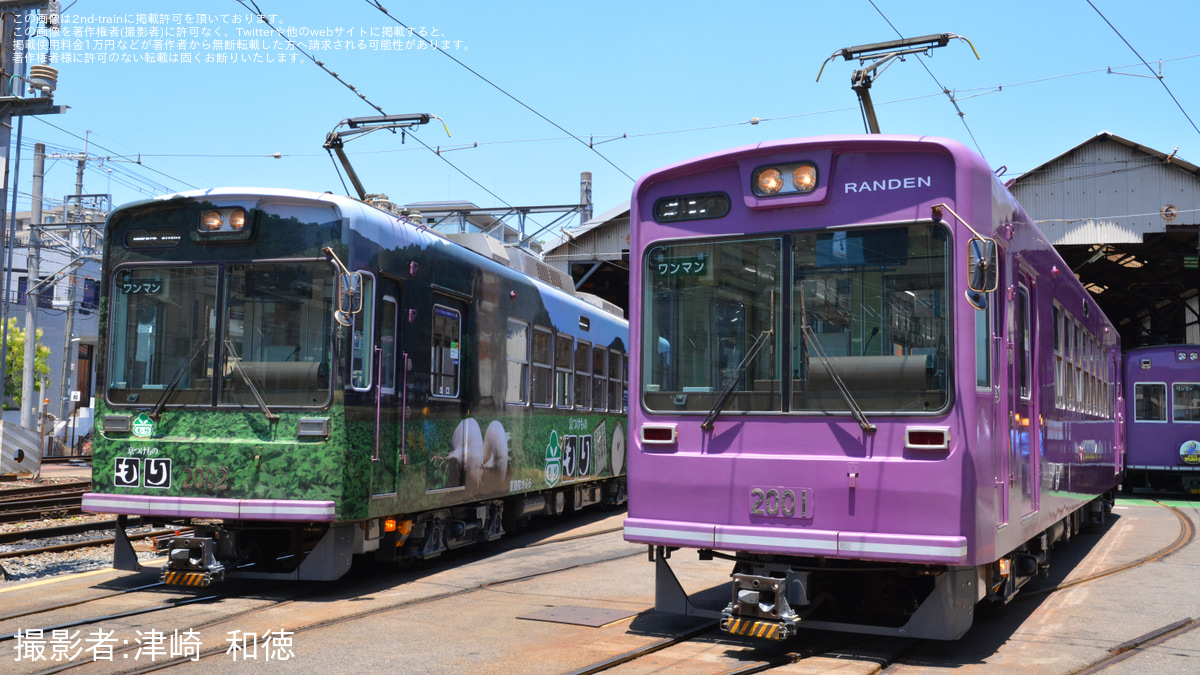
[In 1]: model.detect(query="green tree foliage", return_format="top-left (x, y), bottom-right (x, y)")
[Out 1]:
top-left (2, 318), bottom-right (51, 409)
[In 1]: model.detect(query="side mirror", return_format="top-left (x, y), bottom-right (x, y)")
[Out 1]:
top-left (967, 237), bottom-right (998, 294)
top-left (335, 272), bottom-right (363, 325)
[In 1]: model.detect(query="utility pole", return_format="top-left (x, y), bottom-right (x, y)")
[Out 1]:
top-left (56, 148), bottom-right (83, 424)
top-left (20, 142), bottom-right (42, 430)
top-left (579, 171), bottom-right (592, 227)
top-left (0, 1), bottom-right (67, 429)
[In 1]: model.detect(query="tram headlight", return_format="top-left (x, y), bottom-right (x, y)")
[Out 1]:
top-left (200, 210), bottom-right (224, 231)
top-left (792, 164), bottom-right (817, 192)
top-left (197, 208), bottom-right (251, 236)
top-left (228, 209), bottom-right (246, 231)
top-left (751, 162), bottom-right (820, 197)
top-left (755, 168), bottom-right (784, 195)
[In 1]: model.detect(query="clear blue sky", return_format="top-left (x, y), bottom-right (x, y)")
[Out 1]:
top-left (14, 0), bottom-right (1200, 237)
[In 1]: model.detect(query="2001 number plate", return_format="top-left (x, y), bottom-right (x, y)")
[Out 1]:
top-left (749, 487), bottom-right (812, 518)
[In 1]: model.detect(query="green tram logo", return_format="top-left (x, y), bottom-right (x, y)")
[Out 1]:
top-left (131, 413), bottom-right (155, 438)
top-left (545, 430), bottom-right (562, 487)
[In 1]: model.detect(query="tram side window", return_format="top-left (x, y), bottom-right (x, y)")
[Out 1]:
top-left (531, 326), bottom-right (553, 406)
top-left (1053, 304), bottom-right (1063, 407)
top-left (975, 299), bottom-right (990, 389)
top-left (505, 319), bottom-right (530, 405)
top-left (1017, 287), bottom-right (1030, 400)
top-left (1080, 319), bottom-right (1089, 410)
top-left (592, 346), bottom-right (608, 411)
top-left (555, 334), bottom-right (573, 408)
top-left (575, 340), bottom-right (592, 410)
top-left (1134, 383), bottom-right (1166, 422)
top-left (1173, 383), bottom-right (1200, 422)
top-left (432, 305), bottom-right (461, 398)
top-left (609, 350), bottom-right (623, 413)
top-left (350, 274), bottom-right (376, 390)
top-left (380, 297), bottom-right (397, 392)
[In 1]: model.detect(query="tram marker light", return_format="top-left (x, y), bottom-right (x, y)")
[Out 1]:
top-left (905, 427), bottom-right (949, 450)
top-left (103, 415), bottom-right (132, 433)
top-left (297, 417), bottom-right (330, 438)
top-left (641, 424), bottom-right (677, 445)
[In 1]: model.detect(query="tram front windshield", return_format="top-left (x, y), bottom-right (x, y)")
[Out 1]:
top-left (107, 262), bottom-right (335, 409)
top-left (642, 222), bottom-right (950, 415)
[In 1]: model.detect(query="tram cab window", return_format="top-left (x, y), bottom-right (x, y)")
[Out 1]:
top-left (432, 305), bottom-right (461, 398)
top-left (349, 273), bottom-right (376, 391)
top-left (109, 262), bottom-right (336, 409)
top-left (380, 297), bottom-right (398, 393)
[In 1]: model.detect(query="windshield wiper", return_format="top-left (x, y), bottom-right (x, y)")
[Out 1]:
top-left (702, 329), bottom-right (774, 431)
top-left (802, 324), bottom-right (876, 433)
top-left (223, 340), bottom-right (280, 422)
top-left (150, 338), bottom-right (208, 419)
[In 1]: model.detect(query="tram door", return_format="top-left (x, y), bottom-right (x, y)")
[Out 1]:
top-left (371, 278), bottom-right (403, 497)
top-left (985, 286), bottom-right (1008, 529)
top-left (1008, 276), bottom-right (1039, 518)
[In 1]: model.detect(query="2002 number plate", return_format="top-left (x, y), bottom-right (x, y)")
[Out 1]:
top-left (749, 487), bottom-right (813, 518)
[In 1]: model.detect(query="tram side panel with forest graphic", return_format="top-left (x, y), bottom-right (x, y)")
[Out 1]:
top-left (83, 188), bottom-right (627, 585)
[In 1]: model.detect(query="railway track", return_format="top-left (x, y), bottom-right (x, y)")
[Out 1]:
top-left (0, 481), bottom-right (90, 524)
top-left (0, 514), bottom-right (638, 667)
top-left (0, 525), bottom-right (182, 563)
top-left (0, 503), bottom-right (1192, 673)
top-left (0, 514), bottom-right (634, 673)
top-left (564, 502), bottom-right (1199, 675)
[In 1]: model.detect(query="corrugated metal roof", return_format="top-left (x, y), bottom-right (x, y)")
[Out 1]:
top-left (1011, 132), bottom-right (1200, 246)
top-left (545, 200), bottom-right (630, 247)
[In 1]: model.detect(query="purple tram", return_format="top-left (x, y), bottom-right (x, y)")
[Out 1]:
top-left (1123, 345), bottom-right (1200, 493)
top-left (623, 135), bottom-right (1123, 640)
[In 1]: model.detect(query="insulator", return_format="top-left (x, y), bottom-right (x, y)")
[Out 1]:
top-left (29, 64), bottom-right (58, 95)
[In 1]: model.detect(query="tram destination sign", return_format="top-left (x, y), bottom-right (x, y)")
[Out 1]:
top-left (652, 254), bottom-right (709, 278)
top-left (120, 277), bottom-right (163, 295)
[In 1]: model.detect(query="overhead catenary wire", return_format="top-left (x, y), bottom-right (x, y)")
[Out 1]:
top-left (360, 0), bottom-right (636, 183)
top-left (30, 117), bottom-right (199, 192)
top-left (1085, 0), bottom-right (1200, 139)
top-left (865, 0), bottom-right (987, 159)
top-left (43, 48), bottom-right (1198, 168)
top-left (234, 0), bottom-right (518, 209)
